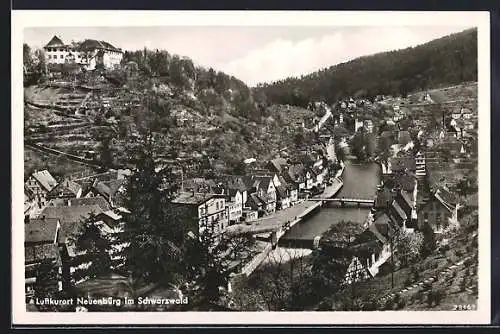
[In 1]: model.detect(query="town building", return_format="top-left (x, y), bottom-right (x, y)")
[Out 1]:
top-left (418, 187), bottom-right (460, 234)
top-left (244, 175), bottom-right (277, 214)
top-left (47, 179), bottom-right (82, 200)
top-left (275, 185), bottom-right (291, 210)
top-left (415, 151), bottom-right (427, 181)
top-left (225, 189), bottom-right (244, 225)
top-left (171, 192), bottom-right (228, 236)
top-left (25, 170), bottom-right (58, 213)
top-left (44, 35), bottom-right (123, 71)
top-left (24, 217), bottom-right (63, 299)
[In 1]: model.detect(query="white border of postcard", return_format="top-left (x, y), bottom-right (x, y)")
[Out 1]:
top-left (12, 10), bottom-right (491, 325)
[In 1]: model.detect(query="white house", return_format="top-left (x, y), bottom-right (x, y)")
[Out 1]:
top-left (171, 192), bottom-right (228, 236)
top-left (44, 35), bottom-right (123, 71)
top-left (226, 189), bottom-right (244, 224)
top-left (25, 170), bottom-right (58, 212)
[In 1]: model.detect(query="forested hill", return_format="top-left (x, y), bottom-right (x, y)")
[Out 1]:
top-left (255, 28), bottom-right (477, 107)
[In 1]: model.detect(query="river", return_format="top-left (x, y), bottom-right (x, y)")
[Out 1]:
top-left (281, 161), bottom-right (381, 241)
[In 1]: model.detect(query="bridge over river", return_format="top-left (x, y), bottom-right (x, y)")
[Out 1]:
top-left (279, 161), bottom-right (381, 246)
top-left (232, 161), bottom-right (381, 277)
top-left (227, 161), bottom-right (380, 245)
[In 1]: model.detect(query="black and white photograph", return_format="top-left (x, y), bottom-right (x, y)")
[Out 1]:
top-left (12, 10), bottom-right (491, 325)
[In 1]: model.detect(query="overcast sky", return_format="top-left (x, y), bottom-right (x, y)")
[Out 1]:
top-left (24, 26), bottom-right (472, 86)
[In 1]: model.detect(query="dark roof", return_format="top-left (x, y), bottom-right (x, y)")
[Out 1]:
top-left (25, 218), bottom-right (60, 244)
top-left (79, 39), bottom-right (121, 52)
top-left (25, 243), bottom-right (59, 264)
top-left (390, 200), bottom-right (407, 224)
top-left (225, 176), bottom-right (250, 192)
top-left (69, 197), bottom-right (111, 211)
top-left (40, 204), bottom-right (103, 224)
top-left (375, 187), bottom-right (394, 209)
top-left (435, 187), bottom-right (458, 211)
top-left (49, 179), bottom-right (82, 197)
top-left (398, 190), bottom-right (414, 212)
top-left (183, 178), bottom-right (218, 193)
top-left (254, 176), bottom-right (273, 191)
top-left (227, 188), bottom-right (241, 198)
top-left (247, 193), bottom-right (265, 209)
top-left (390, 157), bottom-right (416, 172)
top-left (275, 185), bottom-right (289, 199)
top-left (374, 216), bottom-right (395, 238)
top-left (45, 35), bottom-right (65, 48)
top-left (171, 192), bottom-right (220, 206)
top-left (31, 170), bottom-right (58, 192)
top-left (351, 230), bottom-right (383, 256)
top-left (383, 172), bottom-right (417, 192)
top-left (269, 158), bottom-right (288, 174)
top-left (285, 164), bottom-right (306, 183)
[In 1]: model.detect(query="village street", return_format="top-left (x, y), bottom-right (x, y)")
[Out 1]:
top-left (227, 178), bottom-right (343, 236)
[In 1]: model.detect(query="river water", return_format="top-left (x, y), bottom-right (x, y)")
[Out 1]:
top-left (281, 161), bottom-right (381, 241)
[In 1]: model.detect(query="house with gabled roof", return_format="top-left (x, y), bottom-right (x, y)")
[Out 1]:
top-left (85, 179), bottom-right (127, 207)
top-left (44, 35), bottom-right (123, 71)
top-left (171, 191), bottom-right (228, 236)
top-left (267, 158), bottom-right (289, 175)
top-left (25, 170), bottom-right (58, 212)
top-left (225, 188), bottom-right (244, 225)
top-left (350, 219), bottom-right (394, 278)
top-left (244, 175), bottom-right (277, 214)
top-left (283, 164), bottom-right (307, 191)
top-left (47, 179), bottom-right (82, 200)
top-left (24, 217), bottom-right (63, 298)
top-left (418, 187), bottom-right (460, 234)
top-left (275, 185), bottom-right (291, 210)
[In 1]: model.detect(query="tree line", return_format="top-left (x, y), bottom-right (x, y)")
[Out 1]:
top-left (255, 28), bottom-right (478, 107)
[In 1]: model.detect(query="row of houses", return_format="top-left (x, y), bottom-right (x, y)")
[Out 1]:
top-left (169, 154), bottom-right (335, 238)
top-left (24, 169), bottom-right (131, 299)
top-left (339, 147), bottom-right (462, 284)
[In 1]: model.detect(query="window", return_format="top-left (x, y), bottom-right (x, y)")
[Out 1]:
top-left (60, 55), bottom-right (64, 59)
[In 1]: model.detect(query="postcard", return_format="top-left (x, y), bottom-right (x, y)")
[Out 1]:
top-left (12, 10), bottom-right (491, 325)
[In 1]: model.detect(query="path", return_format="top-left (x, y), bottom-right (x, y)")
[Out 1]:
top-left (226, 178), bottom-right (343, 236)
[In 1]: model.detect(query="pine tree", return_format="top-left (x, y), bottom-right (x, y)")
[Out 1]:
top-left (121, 134), bottom-right (184, 286)
top-left (33, 259), bottom-right (61, 311)
top-left (73, 213), bottom-right (114, 280)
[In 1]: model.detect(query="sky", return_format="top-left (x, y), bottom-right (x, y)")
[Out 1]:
top-left (24, 26), bottom-right (473, 86)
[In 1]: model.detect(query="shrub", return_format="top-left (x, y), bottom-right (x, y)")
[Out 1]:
top-left (397, 297), bottom-right (407, 310)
